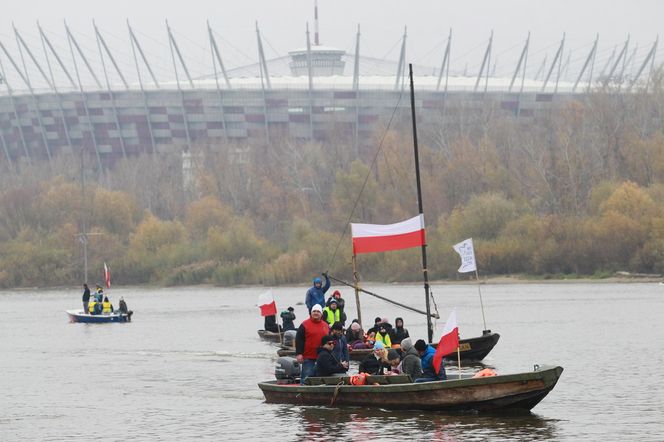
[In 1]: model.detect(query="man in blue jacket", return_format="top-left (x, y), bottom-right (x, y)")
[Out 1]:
top-left (305, 274), bottom-right (330, 313)
top-left (414, 339), bottom-right (447, 382)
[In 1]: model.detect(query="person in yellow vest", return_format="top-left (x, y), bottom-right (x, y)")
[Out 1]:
top-left (375, 324), bottom-right (392, 348)
top-left (322, 299), bottom-right (341, 326)
top-left (102, 296), bottom-right (114, 314)
top-left (88, 299), bottom-right (97, 315)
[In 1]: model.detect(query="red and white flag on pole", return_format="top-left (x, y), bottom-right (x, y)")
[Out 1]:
top-left (104, 262), bottom-right (111, 289)
top-left (258, 289), bottom-right (277, 317)
top-left (433, 309), bottom-right (459, 374)
top-left (351, 214), bottom-right (425, 255)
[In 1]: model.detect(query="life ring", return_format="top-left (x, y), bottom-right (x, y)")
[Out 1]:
top-left (350, 373), bottom-right (367, 385)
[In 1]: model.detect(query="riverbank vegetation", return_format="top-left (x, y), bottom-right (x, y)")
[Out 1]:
top-left (2, 81), bottom-right (664, 288)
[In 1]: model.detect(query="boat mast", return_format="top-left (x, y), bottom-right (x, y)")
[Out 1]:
top-left (408, 63), bottom-right (434, 344)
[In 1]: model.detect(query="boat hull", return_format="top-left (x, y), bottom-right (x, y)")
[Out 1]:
top-left (277, 331), bottom-right (500, 362)
top-left (259, 365), bottom-right (563, 413)
top-left (257, 330), bottom-right (283, 343)
top-left (66, 310), bottom-right (132, 323)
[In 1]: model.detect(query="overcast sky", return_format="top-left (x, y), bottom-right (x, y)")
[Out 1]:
top-left (1, 0), bottom-right (662, 83)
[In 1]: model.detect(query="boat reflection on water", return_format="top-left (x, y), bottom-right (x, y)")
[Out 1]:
top-left (278, 406), bottom-right (560, 440)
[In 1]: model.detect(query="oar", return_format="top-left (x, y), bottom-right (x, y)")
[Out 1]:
top-left (327, 274), bottom-right (439, 319)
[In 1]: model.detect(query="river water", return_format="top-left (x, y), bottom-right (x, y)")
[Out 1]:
top-left (1, 282), bottom-right (663, 441)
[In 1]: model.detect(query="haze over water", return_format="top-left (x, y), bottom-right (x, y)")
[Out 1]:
top-left (1, 282), bottom-right (663, 440)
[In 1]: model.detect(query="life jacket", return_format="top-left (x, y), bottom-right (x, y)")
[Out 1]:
top-left (375, 332), bottom-right (392, 348)
top-left (323, 307), bottom-right (340, 326)
top-left (88, 301), bottom-right (96, 314)
top-left (102, 301), bottom-right (112, 313)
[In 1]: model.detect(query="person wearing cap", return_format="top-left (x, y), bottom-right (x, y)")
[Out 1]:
top-left (280, 306), bottom-right (296, 331)
top-left (389, 317), bottom-right (410, 345)
top-left (358, 341), bottom-right (390, 375)
top-left (325, 290), bottom-right (346, 317)
top-left (305, 274), bottom-right (330, 314)
top-left (414, 339), bottom-right (446, 382)
top-left (295, 304), bottom-right (330, 384)
top-left (329, 322), bottom-right (349, 365)
top-left (399, 338), bottom-right (423, 380)
top-left (322, 299), bottom-right (345, 326)
top-left (346, 320), bottom-right (368, 349)
top-left (314, 335), bottom-right (349, 377)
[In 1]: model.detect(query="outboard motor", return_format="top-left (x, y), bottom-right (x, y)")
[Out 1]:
top-left (275, 357), bottom-right (301, 384)
top-left (282, 330), bottom-right (297, 347)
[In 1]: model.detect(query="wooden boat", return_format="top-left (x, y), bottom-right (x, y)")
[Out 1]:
top-left (258, 365), bottom-right (563, 413)
top-left (257, 329), bottom-right (283, 343)
top-left (277, 331), bottom-right (500, 362)
top-left (66, 309), bottom-right (132, 323)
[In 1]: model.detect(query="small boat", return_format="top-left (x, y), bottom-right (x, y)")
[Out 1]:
top-left (66, 310), bottom-right (132, 323)
top-left (277, 331), bottom-right (500, 362)
top-left (259, 364), bottom-right (563, 413)
top-left (257, 329), bottom-right (283, 343)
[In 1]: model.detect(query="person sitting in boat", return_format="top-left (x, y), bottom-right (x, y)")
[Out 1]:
top-left (346, 320), bottom-right (368, 349)
top-left (325, 290), bottom-right (346, 320)
top-left (314, 335), bottom-right (348, 377)
top-left (102, 296), bottom-right (114, 314)
top-left (322, 299), bottom-right (345, 326)
top-left (389, 317), bottom-right (410, 345)
top-left (375, 325), bottom-right (392, 348)
top-left (367, 317), bottom-right (382, 335)
top-left (88, 298), bottom-right (98, 315)
top-left (94, 285), bottom-right (104, 303)
top-left (398, 338), bottom-right (423, 380)
top-left (118, 297), bottom-right (128, 314)
top-left (280, 307), bottom-right (296, 331)
top-left (358, 341), bottom-right (390, 375)
top-left (295, 304), bottom-right (330, 384)
top-left (385, 349), bottom-right (402, 374)
top-left (264, 314), bottom-right (281, 333)
top-left (329, 322), bottom-right (349, 365)
top-left (414, 339), bottom-right (446, 382)
top-left (304, 274), bottom-right (330, 314)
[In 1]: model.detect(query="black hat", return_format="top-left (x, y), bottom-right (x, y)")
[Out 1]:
top-left (321, 335), bottom-right (335, 346)
top-left (387, 349), bottom-right (400, 361)
top-left (287, 306), bottom-right (294, 311)
top-left (331, 322), bottom-right (343, 331)
top-left (414, 339), bottom-right (428, 351)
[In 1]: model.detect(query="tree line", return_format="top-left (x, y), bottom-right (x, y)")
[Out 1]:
top-left (2, 78), bottom-right (664, 288)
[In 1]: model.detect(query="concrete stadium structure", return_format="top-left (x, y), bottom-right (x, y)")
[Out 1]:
top-left (0, 18), bottom-right (659, 170)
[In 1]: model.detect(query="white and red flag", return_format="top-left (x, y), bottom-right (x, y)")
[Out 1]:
top-left (433, 309), bottom-right (459, 374)
top-left (258, 289), bottom-right (277, 317)
top-left (104, 262), bottom-right (111, 288)
top-left (351, 214), bottom-right (425, 255)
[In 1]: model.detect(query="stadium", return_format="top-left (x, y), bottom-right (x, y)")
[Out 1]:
top-left (0, 8), bottom-right (659, 170)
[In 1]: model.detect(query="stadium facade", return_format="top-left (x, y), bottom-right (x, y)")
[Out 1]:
top-left (0, 18), bottom-right (658, 170)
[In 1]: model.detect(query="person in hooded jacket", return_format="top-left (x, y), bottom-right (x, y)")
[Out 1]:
top-left (280, 307), bottom-right (296, 331)
top-left (398, 338), bottom-right (423, 380)
top-left (414, 339), bottom-right (447, 382)
top-left (305, 274), bottom-right (330, 314)
top-left (314, 335), bottom-right (348, 377)
top-left (390, 317), bottom-right (410, 345)
top-left (329, 322), bottom-right (349, 365)
top-left (325, 290), bottom-right (346, 317)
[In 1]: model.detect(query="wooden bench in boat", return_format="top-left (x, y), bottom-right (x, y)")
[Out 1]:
top-left (305, 374), bottom-right (413, 386)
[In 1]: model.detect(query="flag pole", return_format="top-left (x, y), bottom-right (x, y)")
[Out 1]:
top-left (457, 346), bottom-right (461, 379)
top-left (273, 288), bottom-right (284, 345)
top-left (352, 255), bottom-right (363, 327)
top-left (474, 269), bottom-right (488, 332)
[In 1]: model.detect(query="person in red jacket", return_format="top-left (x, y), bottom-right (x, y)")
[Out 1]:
top-left (295, 304), bottom-right (330, 384)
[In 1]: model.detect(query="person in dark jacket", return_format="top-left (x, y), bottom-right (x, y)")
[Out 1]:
top-left (314, 335), bottom-right (348, 377)
top-left (264, 314), bottom-right (281, 333)
top-left (280, 307), bottom-right (296, 331)
top-left (399, 338), bottom-right (423, 380)
top-left (358, 341), bottom-right (390, 375)
top-left (390, 317), bottom-right (410, 345)
top-left (414, 339), bottom-right (446, 382)
top-left (330, 322), bottom-right (349, 365)
top-left (345, 320), bottom-right (368, 349)
top-left (82, 284), bottom-right (91, 314)
top-left (305, 274), bottom-right (330, 313)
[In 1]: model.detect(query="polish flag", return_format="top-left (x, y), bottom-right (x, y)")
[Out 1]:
top-left (258, 289), bottom-right (277, 317)
top-left (351, 214), bottom-right (425, 255)
top-left (433, 309), bottom-right (459, 374)
top-left (104, 262), bottom-right (111, 289)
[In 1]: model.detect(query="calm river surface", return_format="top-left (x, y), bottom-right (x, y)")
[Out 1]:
top-left (1, 282), bottom-right (663, 441)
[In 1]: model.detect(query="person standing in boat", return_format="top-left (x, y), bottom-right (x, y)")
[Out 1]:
top-left (304, 274), bottom-right (330, 314)
top-left (322, 299), bottom-right (345, 326)
top-left (295, 304), bottom-right (330, 384)
top-left (82, 284), bottom-right (91, 314)
top-left (329, 322), bottom-right (349, 366)
top-left (390, 317), bottom-right (410, 345)
top-left (280, 307), bottom-right (296, 331)
top-left (264, 314), bottom-right (281, 333)
top-left (325, 290), bottom-right (346, 321)
top-left (414, 339), bottom-right (446, 382)
top-left (314, 335), bottom-right (348, 377)
top-left (398, 338), bottom-right (423, 380)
